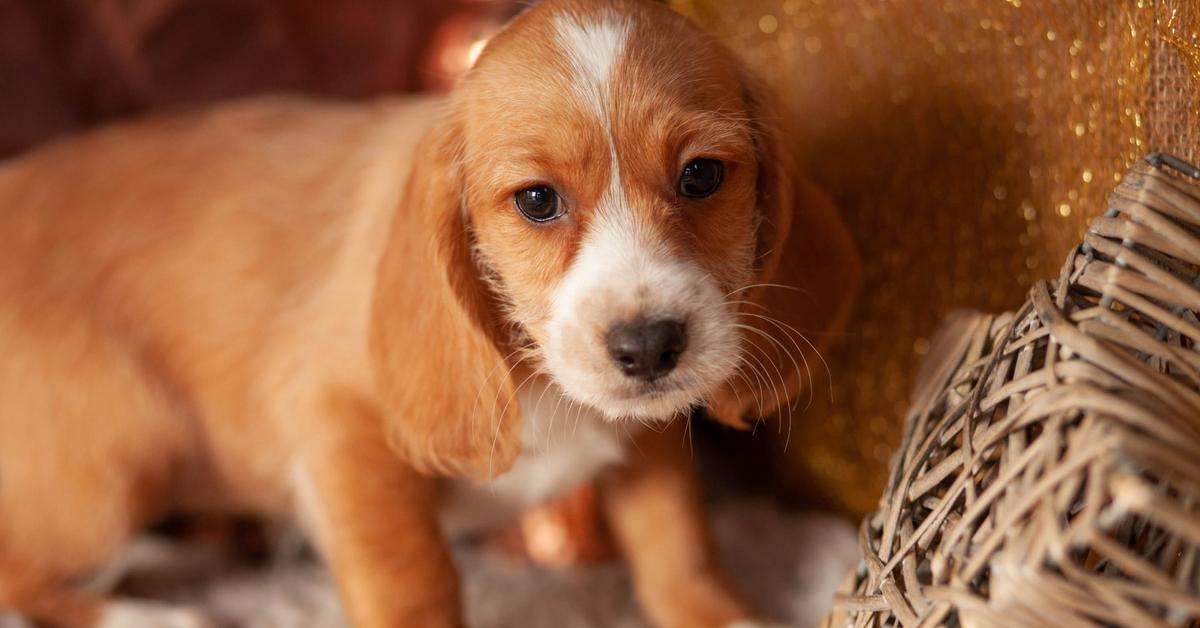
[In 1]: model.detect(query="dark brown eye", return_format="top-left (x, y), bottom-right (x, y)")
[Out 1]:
top-left (679, 159), bottom-right (724, 198)
top-left (514, 185), bottom-right (562, 222)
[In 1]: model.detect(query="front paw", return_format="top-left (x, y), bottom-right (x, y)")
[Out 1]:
top-left (725, 621), bottom-right (796, 628)
top-left (99, 602), bottom-right (219, 628)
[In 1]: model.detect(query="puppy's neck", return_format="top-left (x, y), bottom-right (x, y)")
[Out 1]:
top-left (439, 375), bottom-right (635, 537)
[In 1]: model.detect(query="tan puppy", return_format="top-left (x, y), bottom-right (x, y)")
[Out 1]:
top-left (0, 0), bottom-right (860, 626)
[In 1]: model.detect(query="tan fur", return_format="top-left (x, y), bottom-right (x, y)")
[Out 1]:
top-left (0, 1), bottom-right (859, 626)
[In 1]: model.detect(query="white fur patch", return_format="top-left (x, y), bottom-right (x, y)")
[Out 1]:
top-left (99, 601), bottom-right (215, 628)
top-left (544, 203), bottom-right (739, 420)
top-left (555, 10), bottom-right (629, 206)
top-left (289, 462), bottom-right (332, 556)
top-left (553, 12), bottom-right (630, 119)
top-left (440, 377), bottom-right (632, 536)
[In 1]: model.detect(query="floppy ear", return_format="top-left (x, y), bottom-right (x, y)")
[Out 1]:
top-left (706, 71), bottom-right (862, 429)
top-left (369, 115), bottom-right (522, 480)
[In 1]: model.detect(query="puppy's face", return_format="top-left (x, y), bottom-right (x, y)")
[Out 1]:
top-left (455, 0), bottom-right (763, 421)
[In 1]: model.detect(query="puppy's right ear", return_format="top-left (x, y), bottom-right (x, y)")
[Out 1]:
top-left (370, 113), bottom-right (523, 480)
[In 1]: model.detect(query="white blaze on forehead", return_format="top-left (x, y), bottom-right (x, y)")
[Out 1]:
top-left (553, 11), bottom-right (630, 118)
top-left (554, 11), bottom-right (630, 200)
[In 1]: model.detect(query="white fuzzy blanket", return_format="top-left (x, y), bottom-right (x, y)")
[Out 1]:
top-left (1, 500), bottom-right (857, 627)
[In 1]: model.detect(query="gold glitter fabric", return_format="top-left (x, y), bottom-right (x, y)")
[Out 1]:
top-left (673, 0), bottom-right (1200, 515)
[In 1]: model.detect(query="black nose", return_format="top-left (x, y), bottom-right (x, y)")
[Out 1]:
top-left (606, 319), bottom-right (687, 381)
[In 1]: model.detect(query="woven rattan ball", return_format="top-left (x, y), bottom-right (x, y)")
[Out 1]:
top-left (823, 155), bottom-right (1200, 627)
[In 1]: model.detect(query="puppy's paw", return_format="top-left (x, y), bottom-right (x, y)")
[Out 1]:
top-left (725, 621), bottom-right (796, 628)
top-left (99, 601), bottom-right (218, 628)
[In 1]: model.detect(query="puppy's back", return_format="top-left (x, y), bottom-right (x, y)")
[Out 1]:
top-left (0, 96), bottom-right (436, 378)
top-left (0, 97), bottom-right (404, 313)
top-left (0, 96), bottom-right (436, 563)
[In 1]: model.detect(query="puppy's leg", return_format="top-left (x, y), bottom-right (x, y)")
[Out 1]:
top-left (0, 324), bottom-right (208, 627)
top-left (95, 601), bottom-right (215, 628)
top-left (0, 582), bottom-right (101, 628)
top-left (0, 454), bottom-right (215, 628)
top-left (294, 396), bottom-right (461, 628)
top-left (5, 589), bottom-right (212, 628)
top-left (0, 487), bottom-right (216, 628)
top-left (601, 421), bottom-right (755, 628)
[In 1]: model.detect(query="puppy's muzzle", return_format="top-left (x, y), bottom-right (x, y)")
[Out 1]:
top-left (605, 319), bottom-right (687, 381)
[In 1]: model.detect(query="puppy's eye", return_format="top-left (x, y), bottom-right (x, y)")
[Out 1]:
top-left (514, 185), bottom-right (563, 222)
top-left (678, 159), bottom-right (724, 198)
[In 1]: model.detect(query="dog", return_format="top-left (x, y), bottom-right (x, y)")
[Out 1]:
top-left (0, 0), bottom-right (860, 625)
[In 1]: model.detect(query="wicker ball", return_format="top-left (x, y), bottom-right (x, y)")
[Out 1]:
top-left (824, 155), bottom-right (1200, 627)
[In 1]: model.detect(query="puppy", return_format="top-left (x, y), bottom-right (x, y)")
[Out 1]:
top-left (0, 0), bottom-right (860, 626)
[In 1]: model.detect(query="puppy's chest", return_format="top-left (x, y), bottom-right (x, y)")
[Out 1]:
top-left (440, 379), bottom-right (633, 536)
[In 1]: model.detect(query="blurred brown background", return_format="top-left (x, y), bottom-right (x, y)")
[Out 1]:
top-left (0, 0), bottom-right (510, 158)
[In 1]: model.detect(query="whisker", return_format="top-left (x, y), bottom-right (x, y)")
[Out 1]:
top-left (546, 390), bottom-right (569, 451)
top-left (724, 282), bottom-right (811, 298)
top-left (488, 360), bottom-right (536, 480)
top-left (744, 311), bottom-right (835, 406)
top-left (622, 422), bottom-right (648, 458)
top-left (723, 349), bottom-right (764, 421)
top-left (722, 298), bottom-right (769, 312)
top-left (468, 344), bottom-right (532, 430)
top-left (484, 352), bottom-right (532, 425)
top-left (737, 311), bottom-right (815, 410)
top-left (732, 343), bottom-right (773, 425)
top-left (683, 413), bottom-right (695, 460)
top-left (711, 355), bottom-right (751, 412)
top-left (530, 375), bottom-right (560, 451)
top-left (570, 392), bottom-right (587, 438)
top-left (733, 319), bottom-right (809, 451)
top-left (719, 291), bottom-right (836, 412)
top-left (732, 324), bottom-right (789, 404)
top-left (732, 323), bottom-right (793, 442)
top-left (721, 354), bottom-right (763, 415)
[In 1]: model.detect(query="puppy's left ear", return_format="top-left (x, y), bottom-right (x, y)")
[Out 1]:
top-left (706, 70), bottom-right (862, 428)
top-left (370, 113), bottom-right (523, 480)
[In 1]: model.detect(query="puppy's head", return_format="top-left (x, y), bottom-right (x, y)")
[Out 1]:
top-left (374, 0), bottom-right (860, 478)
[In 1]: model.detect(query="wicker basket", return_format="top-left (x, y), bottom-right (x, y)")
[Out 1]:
top-left (822, 155), bottom-right (1200, 628)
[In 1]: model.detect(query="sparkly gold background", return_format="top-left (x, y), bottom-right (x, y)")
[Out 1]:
top-left (673, 0), bottom-right (1200, 515)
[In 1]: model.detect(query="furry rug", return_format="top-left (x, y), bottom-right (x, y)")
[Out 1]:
top-left (0, 500), bottom-right (857, 627)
